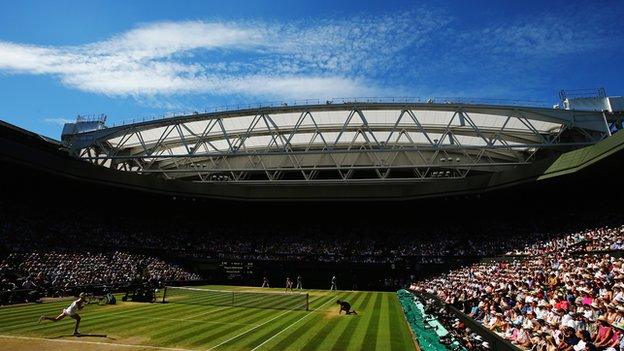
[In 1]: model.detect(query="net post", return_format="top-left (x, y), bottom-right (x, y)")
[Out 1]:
top-left (306, 293), bottom-right (309, 311)
top-left (231, 291), bottom-right (235, 307)
top-left (162, 286), bottom-right (168, 303)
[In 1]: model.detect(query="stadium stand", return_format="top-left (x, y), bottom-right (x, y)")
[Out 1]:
top-left (3, 197), bottom-right (623, 264)
top-left (410, 228), bottom-right (624, 350)
top-left (4, 113), bottom-right (624, 349)
top-left (505, 224), bottom-right (624, 256)
top-left (0, 251), bottom-right (199, 305)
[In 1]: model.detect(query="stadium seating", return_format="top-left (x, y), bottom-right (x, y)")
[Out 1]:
top-left (2, 199), bottom-right (623, 264)
top-left (410, 229), bottom-right (624, 350)
top-left (0, 251), bottom-right (199, 305)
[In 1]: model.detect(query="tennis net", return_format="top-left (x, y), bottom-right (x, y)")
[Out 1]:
top-left (162, 286), bottom-right (309, 311)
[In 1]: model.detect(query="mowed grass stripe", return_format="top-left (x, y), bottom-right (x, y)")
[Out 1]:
top-left (149, 306), bottom-right (279, 346)
top-left (153, 316), bottom-right (234, 346)
top-left (226, 311), bottom-right (310, 350)
top-left (287, 292), bottom-right (356, 351)
top-left (324, 292), bottom-right (376, 350)
top-left (79, 303), bottom-right (212, 338)
top-left (149, 303), bottom-right (263, 337)
top-left (154, 307), bottom-right (254, 345)
top-left (39, 302), bottom-right (273, 349)
top-left (0, 304), bottom-right (129, 328)
top-left (247, 295), bottom-right (344, 351)
top-left (168, 287), bottom-right (308, 311)
top-left (355, 292), bottom-right (383, 350)
top-left (206, 295), bottom-right (328, 349)
top-left (102, 298), bottom-right (266, 332)
top-left (2, 288), bottom-right (280, 336)
top-left (0, 294), bottom-right (213, 332)
top-left (184, 306), bottom-right (297, 348)
top-left (236, 292), bottom-right (352, 350)
top-left (95, 307), bottom-right (256, 342)
top-left (166, 293), bottom-right (234, 308)
top-left (215, 294), bottom-right (339, 350)
top-left (0, 301), bottom-right (69, 319)
top-left (0, 292), bottom-right (157, 321)
top-left (307, 292), bottom-right (371, 350)
top-left (178, 307), bottom-right (289, 346)
top-left (298, 292), bottom-right (356, 350)
top-left (205, 310), bottom-right (300, 350)
top-left (15, 303), bottom-right (194, 338)
top-left (0, 299), bottom-right (101, 323)
top-left (375, 293), bottom-right (391, 350)
top-left (324, 292), bottom-right (375, 350)
top-left (16, 300), bottom-right (209, 337)
top-left (177, 294), bottom-right (327, 348)
top-left (104, 303), bottom-right (265, 344)
top-left (0, 286), bottom-right (418, 351)
top-left (0, 303), bottom-right (145, 333)
top-left (387, 294), bottom-right (415, 351)
top-left (233, 293), bottom-right (295, 307)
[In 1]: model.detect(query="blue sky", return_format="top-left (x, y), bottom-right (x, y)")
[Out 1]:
top-left (0, 0), bottom-right (623, 138)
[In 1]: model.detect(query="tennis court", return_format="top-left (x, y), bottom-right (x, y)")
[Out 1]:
top-left (0, 285), bottom-right (416, 351)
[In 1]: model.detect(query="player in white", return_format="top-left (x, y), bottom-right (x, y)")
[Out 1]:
top-left (296, 275), bottom-right (303, 289)
top-left (39, 292), bottom-right (87, 335)
top-left (285, 277), bottom-right (293, 292)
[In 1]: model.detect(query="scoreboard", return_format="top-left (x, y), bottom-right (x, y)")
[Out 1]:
top-left (220, 261), bottom-right (254, 280)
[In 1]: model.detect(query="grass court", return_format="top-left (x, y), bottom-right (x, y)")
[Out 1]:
top-left (0, 285), bottom-right (416, 351)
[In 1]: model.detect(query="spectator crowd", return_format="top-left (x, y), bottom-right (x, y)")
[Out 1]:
top-left (411, 225), bottom-right (624, 350)
top-left (2, 200), bottom-right (623, 265)
top-left (0, 251), bottom-right (200, 305)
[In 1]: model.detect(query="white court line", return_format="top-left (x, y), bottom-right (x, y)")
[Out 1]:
top-left (0, 334), bottom-right (195, 351)
top-left (206, 308), bottom-right (295, 350)
top-left (249, 297), bottom-right (337, 351)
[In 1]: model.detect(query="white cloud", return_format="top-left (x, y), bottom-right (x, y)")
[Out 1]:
top-left (0, 10), bottom-right (442, 99)
top-left (463, 12), bottom-right (616, 58)
top-left (0, 5), bottom-right (620, 102)
top-left (44, 118), bottom-right (73, 125)
top-left (89, 21), bottom-right (266, 59)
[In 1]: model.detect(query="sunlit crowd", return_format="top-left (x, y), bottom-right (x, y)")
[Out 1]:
top-left (0, 251), bottom-right (200, 303)
top-left (411, 224), bottom-right (624, 350)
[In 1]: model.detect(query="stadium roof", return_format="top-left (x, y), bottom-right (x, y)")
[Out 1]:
top-left (62, 101), bottom-right (609, 184)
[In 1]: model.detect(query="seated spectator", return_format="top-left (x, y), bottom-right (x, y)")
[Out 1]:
top-left (0, 251), bottom-right (200, 304)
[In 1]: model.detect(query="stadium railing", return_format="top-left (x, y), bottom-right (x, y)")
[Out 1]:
top-left (413, 291), bottom-right (521, 351)
top-left (162, 286), bottom-right (309, 311)
top-left (397, 289), bottom-right (445, 351)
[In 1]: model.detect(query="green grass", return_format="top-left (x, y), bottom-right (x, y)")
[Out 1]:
top-left (0, 285), bottom-right (416, 351)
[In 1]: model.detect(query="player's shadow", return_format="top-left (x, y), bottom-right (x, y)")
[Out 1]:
top-left (51, 334), bottom-right (114, 340)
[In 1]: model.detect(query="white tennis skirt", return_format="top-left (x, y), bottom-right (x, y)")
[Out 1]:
top-left (63, 308), bottom-right (77, 316)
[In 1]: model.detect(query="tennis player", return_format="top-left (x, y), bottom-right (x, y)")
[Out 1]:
top-left (285, 277), bottom-right (293, 292)
top-left (39, 292), bottom-right (86, 335)
top-left (337, 299), bottom-right (357, 315)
